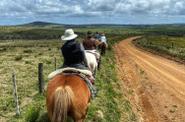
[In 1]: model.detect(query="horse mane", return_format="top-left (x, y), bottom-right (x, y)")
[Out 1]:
top-left (52, 86), bottom-right (74, 122)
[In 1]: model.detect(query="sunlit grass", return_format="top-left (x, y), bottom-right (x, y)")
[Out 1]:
top-left (0, 34), bottom-right (136, 122)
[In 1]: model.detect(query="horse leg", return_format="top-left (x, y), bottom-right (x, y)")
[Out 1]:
top-left (100, 47), bottom-right (104, 55)
top-left (102, 46), bottom-right (106, 55)
top-left (74, 102), bottom-right (90, 122)
top-left (73, 111), bottom-right (87, 122)
top-left (98, 57), bottom-right (101, 70)
top-left (101, 47), bottom-right (105, 55)
top-left (104, 46), bottom-right (106, 54)
top-left (93, 67), bottom-right (97, 78)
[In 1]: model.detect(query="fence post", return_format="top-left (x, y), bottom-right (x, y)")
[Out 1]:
top-left (54, 57), bottom-right (57, 71)
top-left (12, 72), bottom-right (20, 116)
top-left (38, 63), bottom-right (44, 94)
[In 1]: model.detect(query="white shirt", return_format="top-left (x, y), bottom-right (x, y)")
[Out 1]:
top-left (101, 36), bottom-right (107, 43)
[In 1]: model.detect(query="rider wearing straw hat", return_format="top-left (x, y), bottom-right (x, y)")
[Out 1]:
top-left (61, 29), bottom-right (87, 69)
top-left (60, 29), bottom-right (97, 98)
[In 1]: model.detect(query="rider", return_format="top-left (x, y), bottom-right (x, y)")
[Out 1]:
top-left (83, 31), bottom-right (101, 70)
top-left (61, 29), bottom-right (87, 69)
top-left (83, 31), bottom-right (97, 50)
top-left (95, 32), bottom-right (101, 41)
top-left (100, 33), bottom-right (108, 47)
top-left (61, 29), bottom-right (97, 98)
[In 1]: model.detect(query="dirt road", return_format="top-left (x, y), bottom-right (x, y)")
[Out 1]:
top-left (114, 37), bottom-right (185, 122)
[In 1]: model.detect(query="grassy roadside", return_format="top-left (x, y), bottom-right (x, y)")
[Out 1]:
top-left (133, 36), bottom-right (185, 63)
top-left (86, 41), bottom-right (137, 122)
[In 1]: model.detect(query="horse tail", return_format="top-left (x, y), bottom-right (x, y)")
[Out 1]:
top-left (52, 86), bottom-right (74, 122)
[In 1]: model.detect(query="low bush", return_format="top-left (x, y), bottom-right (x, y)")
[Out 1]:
top-left (25, 105), bottom-right (40, 122)
top-left (23, 49), bottom-right (33, 53)
top-left (15, 55), bottom-right (23, 61)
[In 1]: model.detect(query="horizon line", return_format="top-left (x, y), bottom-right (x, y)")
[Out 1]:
top-left (1, 21), bottom-right (185, 26)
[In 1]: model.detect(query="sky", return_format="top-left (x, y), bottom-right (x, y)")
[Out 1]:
top-left (0, 0), bottom-right (185, 25)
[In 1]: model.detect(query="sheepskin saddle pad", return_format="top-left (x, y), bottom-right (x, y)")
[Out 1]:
top-left (48, 67), bottom-right (92, 79)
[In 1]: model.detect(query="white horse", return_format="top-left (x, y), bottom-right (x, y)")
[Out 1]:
top-left (85, 50), bottom-right (100, 76)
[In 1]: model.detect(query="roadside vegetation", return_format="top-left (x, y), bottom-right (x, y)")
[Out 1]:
top-left (134, 36), bottom-right (185, 62)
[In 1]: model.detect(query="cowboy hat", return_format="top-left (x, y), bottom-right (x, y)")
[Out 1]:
top-left (61, 29), bottom-right (78, 41)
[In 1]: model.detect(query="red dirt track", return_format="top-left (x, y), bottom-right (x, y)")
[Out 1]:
top-left (114, 37), bottom-right (185, 122)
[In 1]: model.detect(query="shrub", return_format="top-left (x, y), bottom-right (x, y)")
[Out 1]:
top-left (38, 53), bottom-right (43, 56)
top-left (15, 55), bottom-right (23, 61)
top-left (25, 61), bottom-right (32, 64)
top-left (0, 48), bottom-right (7, 52)
top-left (23, 49), bottom-right (33, 53)
top-left (45, 60), bottom-right (51, 64)
top-left (25, 105), bottom-right (40, 122)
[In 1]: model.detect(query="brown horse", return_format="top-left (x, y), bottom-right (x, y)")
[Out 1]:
top-left (46, 74), bottom-right (91, 122)
top-left (95, 39), bottom-right (107, 55)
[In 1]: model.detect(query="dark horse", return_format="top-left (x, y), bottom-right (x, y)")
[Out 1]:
top-left (46, 74), bottom-right (91, 122)
top-left (98, 42), bottom-right (107, 55)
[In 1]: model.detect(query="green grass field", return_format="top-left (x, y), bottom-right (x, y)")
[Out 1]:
top-left (1, 23), bottom-right (185, 122)
top-left (0, 27), bottom-right (137, 122)
top-left (0, 39), bottom-right (62, 121)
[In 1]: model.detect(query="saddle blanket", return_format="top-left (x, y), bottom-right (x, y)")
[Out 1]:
top-left (85, 50), bottom-right (100, 60)
top-left (48, 67), bottom-right (92, 79)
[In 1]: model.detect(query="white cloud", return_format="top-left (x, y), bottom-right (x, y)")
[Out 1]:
top-left (0, 0), bottom-right (185, 19)
top-left (0, 0), bottom-right (84, 18)
top-left (86, 0), bottom-right (185, 16)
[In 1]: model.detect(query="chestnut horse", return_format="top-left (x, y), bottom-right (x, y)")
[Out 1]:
top-left (46, 74), bottom-right (91, 122)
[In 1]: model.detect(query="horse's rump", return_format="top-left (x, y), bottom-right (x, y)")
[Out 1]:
top-left (85, 51), bottom-right (98, 74)
top-left (46, 74), bottom-right (91, 122)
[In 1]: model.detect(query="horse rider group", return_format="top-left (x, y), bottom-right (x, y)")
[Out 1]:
top-left (95, 31), bottom-right (108, 48)
top-left (61, 29), bottom-right (107, 70)
top-left (60, 29), bottom-right (108, 98)
top-left (46, 29), bottom-right (108, 121)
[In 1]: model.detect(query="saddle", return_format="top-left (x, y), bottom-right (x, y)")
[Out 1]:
top-left (48, 67), bottom-right (96, 98)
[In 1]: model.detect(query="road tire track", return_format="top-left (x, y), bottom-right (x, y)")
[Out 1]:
top-left (114, 37), bottom-right (185, 122)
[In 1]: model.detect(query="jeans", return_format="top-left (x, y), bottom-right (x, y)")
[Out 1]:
top-left (62, 63), bottom-right (88, 70)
